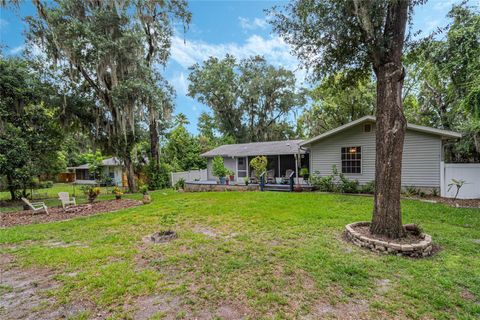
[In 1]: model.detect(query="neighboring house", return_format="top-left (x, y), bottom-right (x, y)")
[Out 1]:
top-left (67, 157), bottom-right (124, 186)
top-left (201, 116), bottom-right (462, 191)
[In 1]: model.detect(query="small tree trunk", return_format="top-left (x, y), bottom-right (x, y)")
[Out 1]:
top-left (124, 155), bottom-right (137, 193)
top-left (370, 63), bottom-right (407, 239)
top-left (149, 118), bottom-right (160, 166)
top-left (7, 176), bottom-right (16, 201)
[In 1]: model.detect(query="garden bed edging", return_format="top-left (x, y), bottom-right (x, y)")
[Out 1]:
top-left (345, 221), bottom-right (433, 257)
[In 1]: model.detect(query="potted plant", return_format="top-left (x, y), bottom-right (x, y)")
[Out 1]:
top-left (250, 156), bottom-right (268, 183)
top-left (82, 185), bottom-right (101, 203)
top-left (300, 167), bottom-right (309, 184)
top-left (212, 156), bottom-right (228, 185)
top-left (112, 186), bottom-right (123, 200)
top-left (244, 177), bottom-right (249, 186)
top-left (139, 185), bottom-right (151, 204)
top-left (228, 170), bottom-right (235, 183)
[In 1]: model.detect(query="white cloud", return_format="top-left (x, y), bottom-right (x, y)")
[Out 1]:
top-left (9, 45), bottom-right (24, 55)
top-left (170, 34), bottom-right (306, 85)
top-left (238, 17), bottom-right (269, 30)
top-left (169, 72), bottom-right (189, 96)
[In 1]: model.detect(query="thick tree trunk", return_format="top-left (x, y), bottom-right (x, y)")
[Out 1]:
top-left (149, 118), bottom-right (160, 166)
top-left (124, 155), bottom-right (137, 193)
top-left (370, 63), bottom-right (407, 239)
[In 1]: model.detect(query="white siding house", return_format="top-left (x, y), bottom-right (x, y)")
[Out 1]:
top-left (301, 116), bottom-right (461, 190)
top-left (200, 116), bottom-right (465, 194)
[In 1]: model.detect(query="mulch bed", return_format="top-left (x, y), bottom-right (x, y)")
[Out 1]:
top-left (0, 199), bottom-right (142, 228)
top-left (409, 196), bottom-right (480, 208)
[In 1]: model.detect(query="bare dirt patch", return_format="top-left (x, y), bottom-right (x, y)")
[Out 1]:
top-left (0, 255), bottom-right (93, 319)
top-left (0, 199), bottom-right (142, 228)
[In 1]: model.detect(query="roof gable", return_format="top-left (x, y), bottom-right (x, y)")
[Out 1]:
top-left (300, 116), bottom-right (462, 146)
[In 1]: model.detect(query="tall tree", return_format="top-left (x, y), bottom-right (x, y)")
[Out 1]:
top-left (0, 57), bottom-right (64, 200)
top-left (25, 0), bottom-right (190, 192)
top-left (188, 55), bottom-right (305, 143)
top-left (271, 0), bottom-right (423, 238)
top-left (298, 72), bottom-right (375, 137)
top-left (404, 4), bottom-right (480, 162)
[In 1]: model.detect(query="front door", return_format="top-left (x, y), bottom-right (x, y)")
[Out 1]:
top-left (237, 157), bottom-right (247, 181)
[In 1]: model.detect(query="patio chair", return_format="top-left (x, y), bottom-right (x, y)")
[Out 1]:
top-left (266, 169), bottom-right (276, 184)
top-left (21, 197), bottom-right (49, 215)
top-left (249, 170), bottom-right (259, 184)
top-left (58, 192), bottom-right (76, 210)
top-left (282, 169), bottom-right (294, 184)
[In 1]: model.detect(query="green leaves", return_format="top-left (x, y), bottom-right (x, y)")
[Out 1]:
top-left (188, 55), bottom-right (304, 143)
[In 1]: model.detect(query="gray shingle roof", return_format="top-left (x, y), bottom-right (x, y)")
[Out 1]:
top-left (201, 140), bottom-right (306, 157)
top-left (67, 157), bottom-right (122, 170)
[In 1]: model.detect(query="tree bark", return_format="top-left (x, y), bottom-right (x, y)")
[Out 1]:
top-left (149, 118), bottom-right (160, 166)
top-left (123, 154), bottom-right (137, 193)
top-left (370, 63), bottom-right (407, 238)
top-left (369, 0), bottom-right (409, 239)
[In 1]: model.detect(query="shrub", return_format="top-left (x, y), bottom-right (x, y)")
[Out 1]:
top-left (174, 178), bottom-right (185, 190)
top-left (338, 174), bottom-right (359, 193)
top-left (249, 156), bottom-right (268, 178)
top-left (310, 174), bottom-right (335, 192)
top-left (212, 156), bottom-right (228, 178)
top-left (82, 185), bottom-right (101, 203)
top-left (138, 185), bottom-right (148, 195)
top-left (112, 186), bottom-right (123, 196)
top-left (145, 162), bottom-right (171, 190)
top-left (360, 180), bottom-right (375, 194)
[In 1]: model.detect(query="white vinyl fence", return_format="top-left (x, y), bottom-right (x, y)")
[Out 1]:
top-left (441, 162), bottom-right (480, 199)
top-left (171, 169), bottom-right (208, 186)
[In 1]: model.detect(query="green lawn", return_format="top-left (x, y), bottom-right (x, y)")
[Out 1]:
top-left (0, 191), bottom-right (479, 319)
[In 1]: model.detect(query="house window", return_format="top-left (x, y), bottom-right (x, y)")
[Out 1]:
top-left (341, 146), bottom-right (362, 174)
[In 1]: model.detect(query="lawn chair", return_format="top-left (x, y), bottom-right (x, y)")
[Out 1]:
top-left (266, 169), bottom-right (276, 184)
top-left (21, 197), bottom-right (49, 215)
top-left (58, 192), bottom-right (76, 210)
top-left (249, 170), bottom-right (259, 184)
top-left (282, 169), bottom-right (294, 184)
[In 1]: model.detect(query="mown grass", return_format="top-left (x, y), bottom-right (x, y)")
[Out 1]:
top-left (0, 190), bottom-right (479, 319)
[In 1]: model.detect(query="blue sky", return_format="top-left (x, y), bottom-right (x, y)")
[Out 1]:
top-left (0, 0), bottom-right (475, 133)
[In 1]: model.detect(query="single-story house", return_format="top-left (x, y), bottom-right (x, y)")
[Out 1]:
top-left (67, 157), bottom-right (124, 186)
top-left (201, 116), bottom-right (462, 191)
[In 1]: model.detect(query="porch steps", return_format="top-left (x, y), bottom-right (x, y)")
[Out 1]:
top-left (263, 184), bottom-right (291, 192)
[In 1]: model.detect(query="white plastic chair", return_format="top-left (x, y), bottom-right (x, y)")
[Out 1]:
top-left (58, 192), bottom-right (76, 210)
top-left (21, 197), bottom-right (49, 215)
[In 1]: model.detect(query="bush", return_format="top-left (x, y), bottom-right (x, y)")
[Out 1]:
top-left (310, 173), bottom-right (335, 192)
top-left (249, 156), bottom-right (268, 178)
top-left (38, 180), bottom-right (53, 189)
top-left (145, 162), bottom-right (171, 190)
top-left (360, 180), bottom-right (375, 194)
top-left (310, 166), bottom-right (359, 193)
top-left (174, 178), bottom-right (185, 190)
top-left (212, 156), bottom-right (228, 178)
top-left (139, 185), bottom-right (148, 195)
top-left (338, 174), bottom-right (359, 193)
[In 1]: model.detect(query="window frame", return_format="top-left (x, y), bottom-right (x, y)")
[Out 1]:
top-left (341, 146), bottom-right (362, 175)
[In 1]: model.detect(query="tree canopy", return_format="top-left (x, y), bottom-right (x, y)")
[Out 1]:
top-left (188, 55), bottom-right (305, 143)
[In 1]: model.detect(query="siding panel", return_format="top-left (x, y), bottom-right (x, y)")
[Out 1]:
top-left (309, 123), bottom-right (441, 187)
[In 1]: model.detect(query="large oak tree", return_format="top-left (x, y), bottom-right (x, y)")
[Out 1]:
top-left (24, 0), bottom-right (190, 192)
top-left (271, 0), bottom-right (425, 238)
